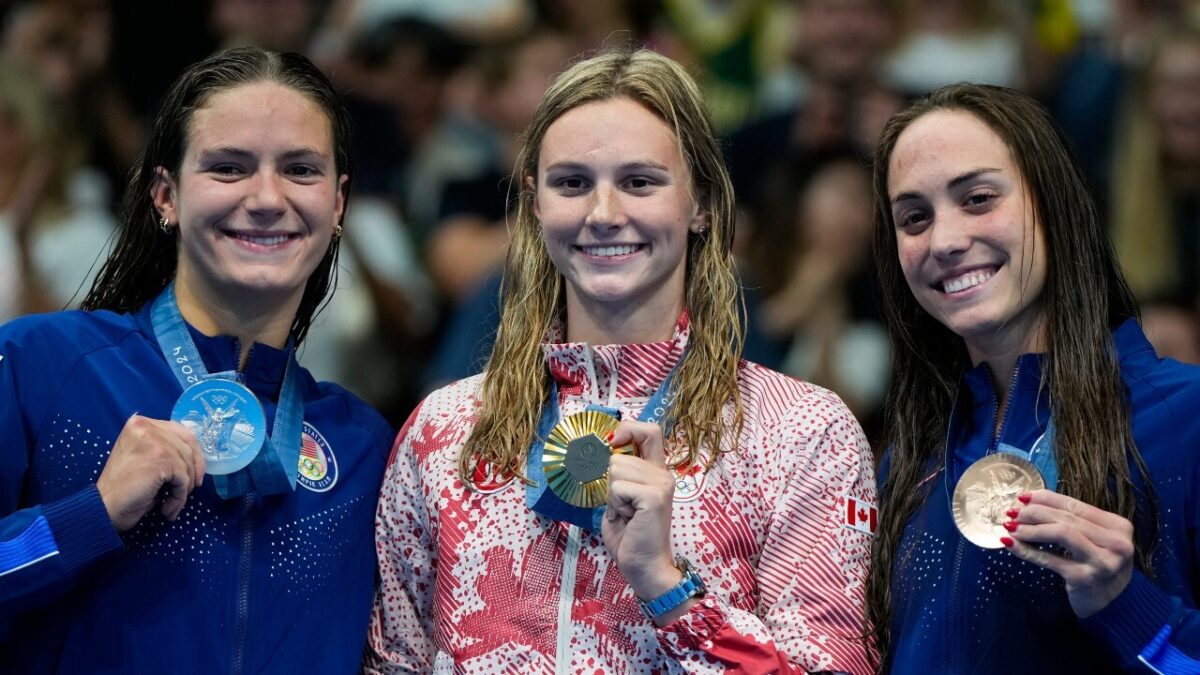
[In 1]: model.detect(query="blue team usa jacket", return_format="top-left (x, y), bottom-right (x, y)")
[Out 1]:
top-left (884, 320), bottom-right (1200, 674)
top-left (0, 304), bottom-right (392, 674)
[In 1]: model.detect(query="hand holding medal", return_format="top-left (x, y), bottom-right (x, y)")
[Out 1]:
top-left (96, 415), bottom-right (207, 531)
top-left (598, 420), bottom-right (693, 624)
top-left (999, 489), bottom-right (1136, 618)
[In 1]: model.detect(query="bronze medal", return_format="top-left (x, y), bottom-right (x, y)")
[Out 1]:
top-left (952, 453), bottom-right (1045, 548)
top-left (542, 410), bottom-right (634, 508)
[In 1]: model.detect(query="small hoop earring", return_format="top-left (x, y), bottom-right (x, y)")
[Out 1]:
top-left (159, 215), bottom-right (172, 234)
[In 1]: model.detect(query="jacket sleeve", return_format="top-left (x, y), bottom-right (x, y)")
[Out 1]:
top-left (653, 395), bottom-right (877, 675)
top-left (1080, 571), bottom-right (1200, 674)
top-left (363, 405), bottom-right (438, 673)
top-left (0, 334), bottom-right (123, 623)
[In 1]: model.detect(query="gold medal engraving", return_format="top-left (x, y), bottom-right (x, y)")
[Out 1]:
top-left (952, 453), bottom-right (1045, 548)
top-left (543, 410), bottom-right (633, 508)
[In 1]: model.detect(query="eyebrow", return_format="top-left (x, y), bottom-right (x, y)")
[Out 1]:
top-left (544, 160), bottom-right (671, 173)
top-left (891, 167), bottom-right (1002, 204)
top-left (198, 146), bottom-right (329, 161)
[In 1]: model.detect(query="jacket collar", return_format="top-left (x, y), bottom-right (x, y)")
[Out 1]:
top-left (541, 313), bottom-right (689, 403)
top-left (960, 318), bottom-right (1153, 409)
top-left (134, 300), bottom-right (290, 400)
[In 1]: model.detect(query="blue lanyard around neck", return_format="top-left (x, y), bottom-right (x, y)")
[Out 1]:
top-left (943, 387), bottom-right (1061, 504)
top-left (525, 351), bottom-right (682, 531)
top-left (150, 282), bottom-right (304, 498)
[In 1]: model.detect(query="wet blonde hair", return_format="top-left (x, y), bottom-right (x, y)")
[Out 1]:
top-left (459, 46), bottom-right (744, 485)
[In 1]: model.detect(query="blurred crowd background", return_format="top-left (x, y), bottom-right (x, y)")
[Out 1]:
top-left (2, 0), bottom-right (1199, 437)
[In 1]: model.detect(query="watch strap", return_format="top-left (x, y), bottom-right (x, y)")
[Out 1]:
top-left (637, 555), bottom-right (706, 621)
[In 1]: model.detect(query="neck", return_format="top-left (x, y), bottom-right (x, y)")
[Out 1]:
top-left (173, 272), bottom-right (300, 369)
top-left (565, 294), bottom-right (683, 345)
top-left (966, 322), bottom-right (1047, 413)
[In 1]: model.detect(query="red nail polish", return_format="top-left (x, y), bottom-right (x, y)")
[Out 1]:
top-left (1006, 508), bottom-right (1019, 519)
top-left (1018, 493), bottom-right (1032, 505)
top-left (1003, 521), bottom-right (1018, 532)
top-left (604, 431), bottom-right (615, 442)
top-left (1000, 536), bottom-right (1014, 547)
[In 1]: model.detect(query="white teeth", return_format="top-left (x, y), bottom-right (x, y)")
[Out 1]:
top-left (233, 233), bottom-right (290, 246)
top-left (943, 269), bottom-right (995, 293)
top-left (582, 244), bottom-right (639, 257)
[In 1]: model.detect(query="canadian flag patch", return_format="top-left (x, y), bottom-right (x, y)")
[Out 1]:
top-left (844, 496), bottom-right (878, 535)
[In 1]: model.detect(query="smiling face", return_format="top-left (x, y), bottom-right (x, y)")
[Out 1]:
top-left (153, 80), bottom-right (347, 316)
top-left (535, 96), bottom-right (707, 341)
top-left (888, 109), bottom-right (1047, 362)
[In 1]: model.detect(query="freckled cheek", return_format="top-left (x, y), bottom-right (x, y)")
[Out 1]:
top-left (895, 242), bottom-right (924, 282)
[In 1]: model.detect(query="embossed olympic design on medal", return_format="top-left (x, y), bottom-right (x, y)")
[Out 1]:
top-left (952, 453), bottom-right (1045, 548)
top-left (542, 410), bottom-right (635, 508)
top-left (171, 379), bottom-right (267, 475)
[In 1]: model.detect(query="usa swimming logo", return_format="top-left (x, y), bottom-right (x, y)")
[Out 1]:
top-left (297, 422), bottom-right (337, 492)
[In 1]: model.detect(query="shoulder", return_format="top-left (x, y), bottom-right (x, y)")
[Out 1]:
top-left (414, 373), bottom-right (485, 422)
top-left (307, 376), bottom-right (395, 454)
top-left (0, 309), bottom-right (139, 352)
top-left (1123, 352), bottom-right (1200, 452)
top-left (0, 309), bottom-right (146, 377)
top-left (390, 374), bottom-right (484, 461)
top-left (733, 359), bottom-right (870, 480)
top-left (736, 358), bottom-right (862, 434)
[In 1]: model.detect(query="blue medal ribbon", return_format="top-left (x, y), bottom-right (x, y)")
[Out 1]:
top-left (996, 418), bottom-right (1059, 491)
top-left (526, 354), bottom-right (682, 531)
top-left (151, 283), bottom-right (304, 498)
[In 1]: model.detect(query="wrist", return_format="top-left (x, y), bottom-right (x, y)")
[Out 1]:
top-left (636, 555), bottom-right (707, 624)
top-left (630, 556), bottom-right (685, 602)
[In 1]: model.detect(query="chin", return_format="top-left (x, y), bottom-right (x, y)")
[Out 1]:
top-left (223, 274), bottom-right (308, 298)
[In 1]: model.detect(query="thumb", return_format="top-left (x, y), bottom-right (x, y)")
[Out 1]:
top-left (610, 421), bottom-right (666, 466)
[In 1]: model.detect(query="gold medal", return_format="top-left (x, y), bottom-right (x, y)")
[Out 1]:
top-left (952, 453), bottom-right (1045, 548)
top-left (542, 410), bottom-right (634, 508)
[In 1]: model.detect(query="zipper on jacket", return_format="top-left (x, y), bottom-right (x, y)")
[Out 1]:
top-left (947, 535), bottom-right (965, 672)
top-left (555, 525), bottom-right (582, 675)
top-left (232, 493), bottom-right (255, 675)
top-left (947, 361), bottom-right (1021, 670)
top-left (988, 363), bottom-right (1022, 452)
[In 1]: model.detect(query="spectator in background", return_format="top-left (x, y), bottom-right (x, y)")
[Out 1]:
top-left (725, 0), bottom-right (901, 201)
top-left (0, 56), bottom-right (114, 321)
top-left (657, 0), bottom-right (781, 132)
top-left (1109, 19), bottom-right (1200, 362)
top-left (426, 29), bottom-right (572, 303)
top-left (882, 0), bottom-right (1031, 96)
top-left (746, 152), bottom-right (888, 431)
top-left (537, 0), bottom-right (665, 56)
top-left (341, 16), bottom-right (482, 236)
top-left (211, 0), bottom-right (323, 53)
top-left (420, 29), bottom-right (574, 392)
top-left (2, 0), bottom-right (142, 207)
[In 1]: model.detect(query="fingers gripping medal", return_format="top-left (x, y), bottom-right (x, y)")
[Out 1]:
top-left (542, 411), bottom-right (634, 508)
top-left (171, 379), bottom-right (267, 475)
top-left (952, 453), bottom-right (1045, 548)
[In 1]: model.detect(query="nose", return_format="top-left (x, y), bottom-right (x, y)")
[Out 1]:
top-left (928, 212), bottom-right (971, 261)
top-left (584, 182), bottom-right (628, 229)
top-left (246, 170), bottom-right (287, 221)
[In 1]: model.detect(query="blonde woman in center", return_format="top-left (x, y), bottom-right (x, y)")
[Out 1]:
top-left (366, 47), bottom-right (875, 674)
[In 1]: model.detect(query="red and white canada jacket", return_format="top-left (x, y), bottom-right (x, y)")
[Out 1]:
top-left (366, 317), bottom-right (876, 674)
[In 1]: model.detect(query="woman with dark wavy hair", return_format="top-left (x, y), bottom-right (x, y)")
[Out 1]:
top-left (0, 47), bottom-right (392, 673)
top-left (368, 46), bottom-right (876, 673)
top-left (868, 83), bottom-right (1200, 673)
